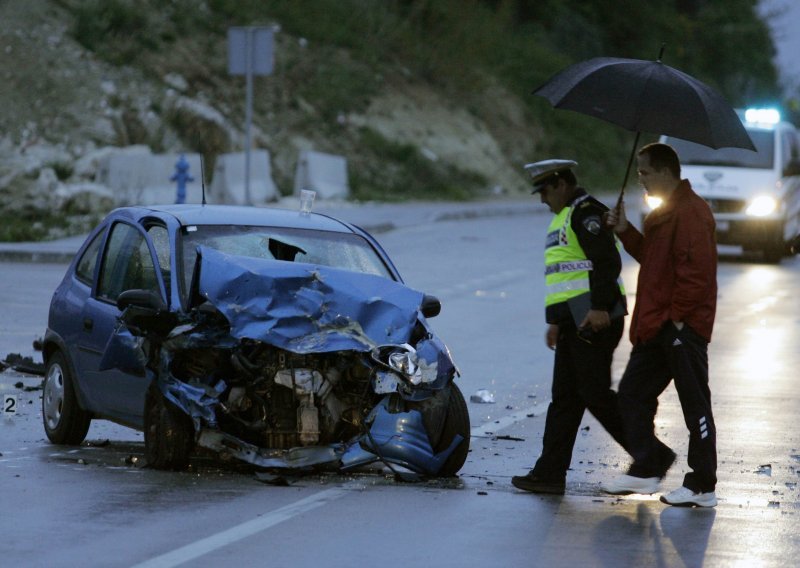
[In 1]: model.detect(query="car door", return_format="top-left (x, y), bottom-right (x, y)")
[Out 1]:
top-left (78, 221), bottom-right (167, 426)
top-left (52, 227), bottom-right (107, 412)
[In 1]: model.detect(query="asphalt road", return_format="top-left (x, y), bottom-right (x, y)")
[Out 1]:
top-left (1, 206), bottom-right (799, 567)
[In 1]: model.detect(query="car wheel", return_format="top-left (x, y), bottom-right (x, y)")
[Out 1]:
top-left (435, 383), bottom-right (470, 477)
top-left (42, 351), bottom-right (91, 445)
top-left (144, 383), bottom-right (195, 470)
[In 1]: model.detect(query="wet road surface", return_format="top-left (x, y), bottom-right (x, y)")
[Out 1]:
top-left (2, 210), bottom-right (799, 566)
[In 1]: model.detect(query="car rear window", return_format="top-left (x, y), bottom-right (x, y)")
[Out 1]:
top-left (179, 225), bottom-right (393, 292)
top-left (75, 229), bottom-right (104, 285)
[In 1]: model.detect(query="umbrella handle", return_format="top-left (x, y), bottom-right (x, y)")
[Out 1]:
top-left (616, 131), bottom-right (642, 209)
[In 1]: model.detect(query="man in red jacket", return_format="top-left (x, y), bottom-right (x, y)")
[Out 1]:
top-left (603, 142), bottom-right (718, 507)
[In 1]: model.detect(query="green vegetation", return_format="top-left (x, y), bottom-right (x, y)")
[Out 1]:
top-left (56, 0), bottom-right (782, 195)
top-left (47, 161), bottom-right (74, 182)
top-left (352, 127), bottom-right (484, 201)
top-left (0, 212), bottom-right (100, 242)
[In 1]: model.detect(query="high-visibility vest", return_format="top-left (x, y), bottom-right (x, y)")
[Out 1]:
top-left (544, 194), bottom-right (625, 307)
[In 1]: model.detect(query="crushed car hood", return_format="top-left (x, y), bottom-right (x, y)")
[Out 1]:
top-left (194, 246), bottom-right (425, 354)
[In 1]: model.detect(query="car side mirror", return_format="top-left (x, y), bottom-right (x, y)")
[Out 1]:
top-left (117, 289), bottom-right (166, 313)
top-left (421, 294), bottom-right (441, 318)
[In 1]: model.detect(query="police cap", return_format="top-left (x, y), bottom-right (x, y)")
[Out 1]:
top-left (524, 159), bottom-right (578, 194)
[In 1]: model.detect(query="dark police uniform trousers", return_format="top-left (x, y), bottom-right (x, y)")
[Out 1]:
top-left (532, 316), bottom-right (627, 480)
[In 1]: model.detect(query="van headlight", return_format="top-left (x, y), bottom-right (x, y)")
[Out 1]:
top-left (644, 194), bottom-right (663, 211)
top-left (745, 196), bottom-right (777, 217)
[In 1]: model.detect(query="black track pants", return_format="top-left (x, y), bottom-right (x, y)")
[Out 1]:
top-left (618, 323), bottom-right (717, 492)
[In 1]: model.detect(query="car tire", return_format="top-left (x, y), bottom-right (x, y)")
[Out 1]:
top-left (144, 383), bottom-right (195, 470)
top-left (42, 351), bottom-right (91, 445)
top-left (435, 383), bottom-right (470, 477)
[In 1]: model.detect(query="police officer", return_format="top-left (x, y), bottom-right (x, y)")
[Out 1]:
top-left (512, 159), bottom-right (630, 494)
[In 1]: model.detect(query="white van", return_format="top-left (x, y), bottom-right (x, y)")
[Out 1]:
top-left (650, 109), bottom-right (800, 262)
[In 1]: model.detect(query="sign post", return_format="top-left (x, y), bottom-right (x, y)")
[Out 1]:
top-left (227, 27), bottom-right (274, 205)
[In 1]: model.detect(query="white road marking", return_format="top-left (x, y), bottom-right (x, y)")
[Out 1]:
top-left (131, 485), bottom-right (352, 568)
top-left (470, 402), bottom-right (549, 439)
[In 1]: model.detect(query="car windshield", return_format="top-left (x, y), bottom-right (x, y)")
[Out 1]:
top-left (664, 129), bottom-right (774, 169)
top-left (179, 225), bottom-right (393, 293)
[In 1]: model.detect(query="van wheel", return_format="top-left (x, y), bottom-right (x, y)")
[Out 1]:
top-left (42, 351), bottom-right (91, 445)
top-left (144, 383), bottom-right (195, 470)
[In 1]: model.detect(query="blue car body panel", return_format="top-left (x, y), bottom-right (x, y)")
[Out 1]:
top-left (196, 246), bottom-right (422, 354)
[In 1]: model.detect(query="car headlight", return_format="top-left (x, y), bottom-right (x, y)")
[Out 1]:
top-left (745, 195), bottom-right (777, 217)
top-left (644, 194), bottom-right (663, 211)
top-left (388, 350), bottom-right (422, 385)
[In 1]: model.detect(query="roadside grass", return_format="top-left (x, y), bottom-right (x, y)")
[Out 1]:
top-left (0, 213), bottom-right (70, 242)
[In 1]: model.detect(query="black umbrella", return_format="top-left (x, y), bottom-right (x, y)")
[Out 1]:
top-left (532, 46), bottom-right (755, 203)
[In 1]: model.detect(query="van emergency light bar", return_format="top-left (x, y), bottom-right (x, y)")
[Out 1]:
top-left (744, 108), bottom-right (781, 125)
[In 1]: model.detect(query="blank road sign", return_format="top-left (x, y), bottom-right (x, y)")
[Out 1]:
top-left (228, 27), bottom-right (274, 76)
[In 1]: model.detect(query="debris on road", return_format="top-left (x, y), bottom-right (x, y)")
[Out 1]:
top-left (1, 353), bottom-right (45, 376)
top-left (255, 472), bottom-right (293, 486)
top-left (470, 389), bottom-right (495, 404)
top-left (13, 380), bottom-right (42, 392)
top-left (756, 464), bottom-right (772, 476)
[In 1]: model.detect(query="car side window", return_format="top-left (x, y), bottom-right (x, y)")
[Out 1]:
top-left (97, 223), bottom-right (160, 303)
top-left (147, 224), bottom-right (171, 299)
top-left (75, 229), bottom-right (105, 285)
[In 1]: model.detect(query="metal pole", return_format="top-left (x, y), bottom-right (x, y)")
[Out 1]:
top-left (244, 27), bottom-right (253, 206)
top-left (616, 131), bottom-right (642, 210)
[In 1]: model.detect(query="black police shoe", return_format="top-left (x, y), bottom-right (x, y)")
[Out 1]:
top-left (511, 471), bottom-right (566, 495)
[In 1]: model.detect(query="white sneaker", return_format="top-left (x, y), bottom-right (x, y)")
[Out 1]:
top-left (602, 474), bottom-right (661, 495)
top-left (660, 486), bottom-right (717, 508)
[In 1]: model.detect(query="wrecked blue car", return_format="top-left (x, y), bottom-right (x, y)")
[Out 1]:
top-left (42, 205), bottom-right (470, 477)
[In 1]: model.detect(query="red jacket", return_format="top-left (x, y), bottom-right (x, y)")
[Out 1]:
top-left (619, 180), bottom-right (718, 344)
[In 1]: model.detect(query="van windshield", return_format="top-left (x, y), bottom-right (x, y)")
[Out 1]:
top-left (664, 130), bottom-right (774, 169)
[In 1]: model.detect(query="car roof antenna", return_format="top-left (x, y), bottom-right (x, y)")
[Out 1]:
top-left (200, 155), bottom-right (207, 205)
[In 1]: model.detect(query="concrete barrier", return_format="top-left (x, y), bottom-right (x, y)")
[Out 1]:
top-left (210, 150), bottom-right (279, 204)
top-left (97, 150), bottom-right (204, 205)
top-left (293, 150), bottom-right (350, 200)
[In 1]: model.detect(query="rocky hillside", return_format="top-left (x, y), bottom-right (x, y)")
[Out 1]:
top-left (0, 0), bottom-right (541, 241)
top-left (0, 0), bottom-right (781, 241)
